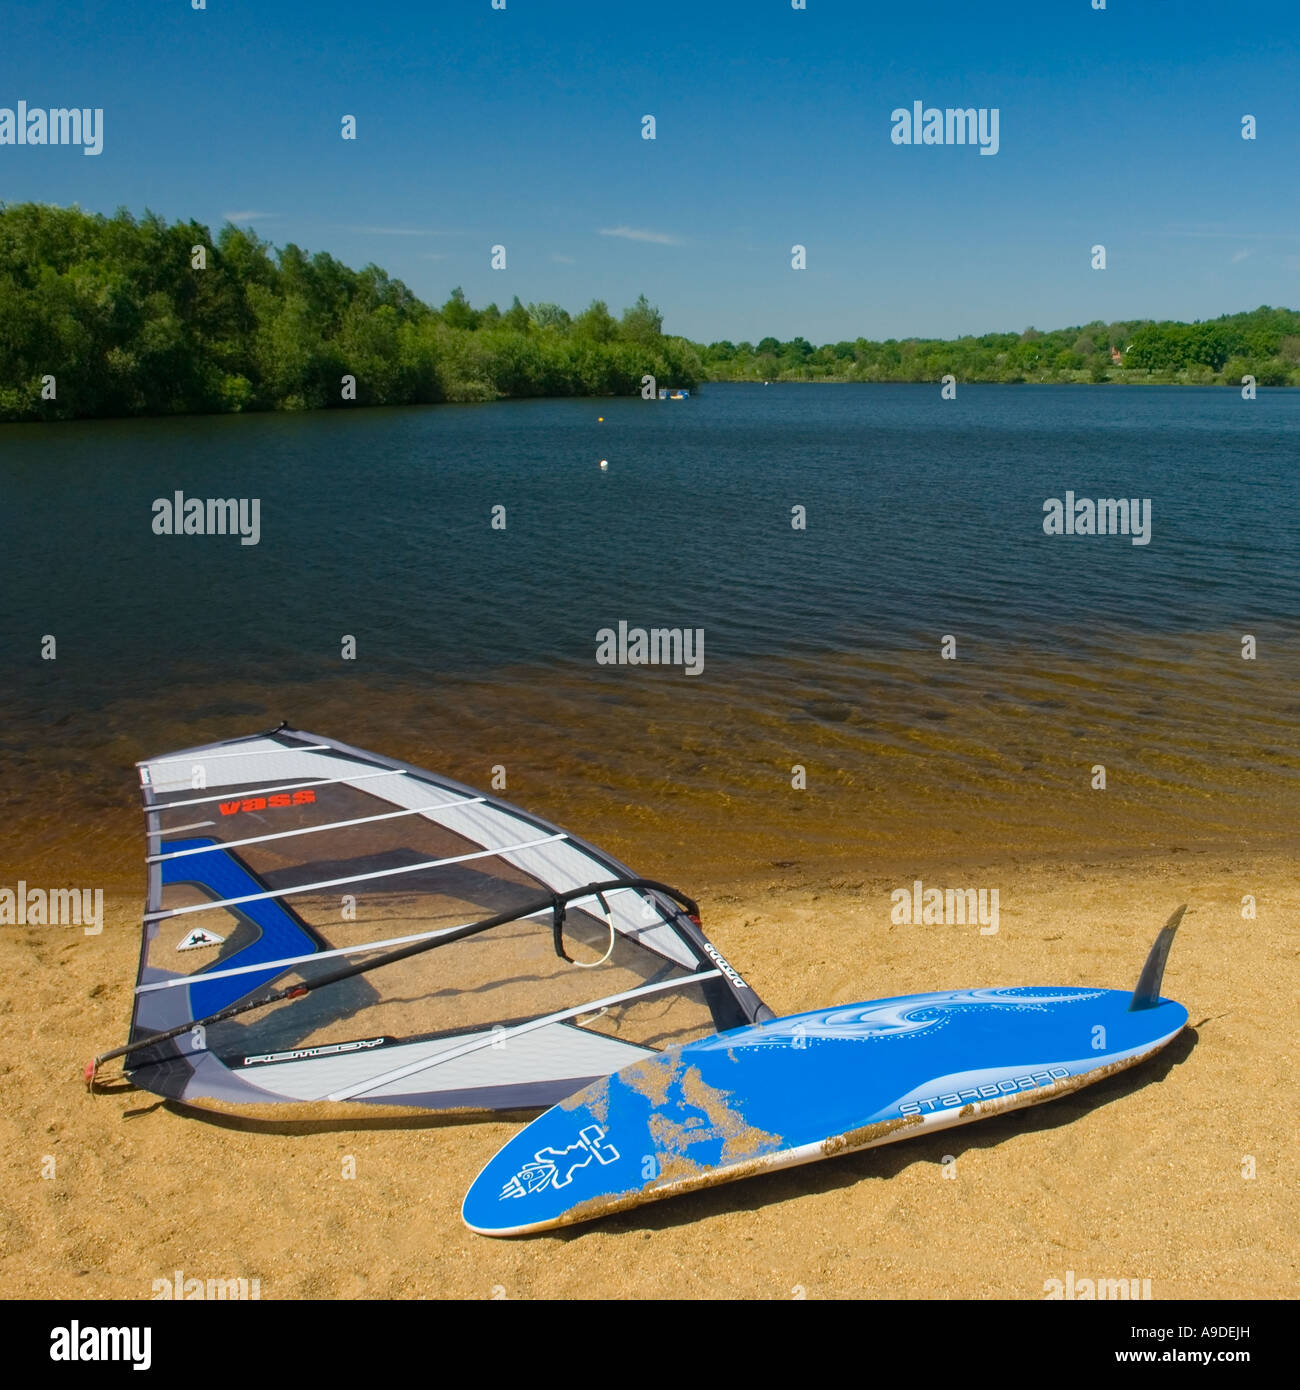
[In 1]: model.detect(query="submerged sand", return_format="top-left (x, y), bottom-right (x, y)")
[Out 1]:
top-left (1, 847), bottom-right (1295, 1300)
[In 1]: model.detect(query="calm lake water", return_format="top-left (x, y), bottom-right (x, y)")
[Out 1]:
top-left (3, 383), bottom-right (1299, 884)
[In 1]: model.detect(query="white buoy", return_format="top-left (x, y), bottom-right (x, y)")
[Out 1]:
top-left (599, 459), bottom-right (608, 470)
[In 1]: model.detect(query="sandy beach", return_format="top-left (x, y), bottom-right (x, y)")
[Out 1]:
top-left (3, 845), bottom-right (1294, 1301)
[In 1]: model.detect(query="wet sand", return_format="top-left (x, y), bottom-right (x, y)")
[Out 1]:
top-left (2, 847), bottom-right (1295, 1300)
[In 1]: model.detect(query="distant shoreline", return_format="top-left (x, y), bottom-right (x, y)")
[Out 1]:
top-left (699, 376), bottom-right (1291, 388)
top-left (4, 203), bottom-right (1297, 423)
top-left (6, 375), bottom-right (1293, 429)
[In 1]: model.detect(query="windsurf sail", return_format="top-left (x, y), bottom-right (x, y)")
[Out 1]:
top-left (100, 726), bottom-right (769, 1111)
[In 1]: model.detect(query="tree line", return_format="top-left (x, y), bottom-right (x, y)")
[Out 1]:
top-left (0, 203), bottom-right (701, 422)
top-left (700, 307), bottom-right (1300, 386)
top-left (2, 202), bottom-right (1296, 423)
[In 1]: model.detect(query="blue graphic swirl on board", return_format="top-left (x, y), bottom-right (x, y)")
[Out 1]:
top-left (693, 987), bottom-right (1107, 1052)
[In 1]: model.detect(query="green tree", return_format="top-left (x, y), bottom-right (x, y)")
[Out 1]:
top-left (503, 296), bottom-right (532, 333)
top-left (573, 299), bottom-right (618, 342)
top-left (619, 293), bottom-right (663, 343)
top-left (528, 301), bottom-right (571, 331)
top-left (440, 287), bottom-right (478, 330)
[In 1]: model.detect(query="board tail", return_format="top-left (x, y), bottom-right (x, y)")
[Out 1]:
top-left (1128, 904), bottom-right (1186, 1011)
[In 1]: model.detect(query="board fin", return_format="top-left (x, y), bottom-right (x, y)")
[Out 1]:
top-left (1128, 904), bottom-right (1186, 1011)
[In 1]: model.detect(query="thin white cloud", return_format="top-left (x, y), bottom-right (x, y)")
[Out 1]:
top-left (420, 252), bottom-right (450, 261)
top-left (1231, 248), bottom-right (1253, 263)
top-left (551, 253), bottom-right (575, 263)
top-left (597, 225), bottom-right (682, 245)
top-left (223, 210), bottom-right (275, 224)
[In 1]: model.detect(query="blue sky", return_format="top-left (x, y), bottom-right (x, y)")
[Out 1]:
top-left (3, 0), bottom-right (1297, 342)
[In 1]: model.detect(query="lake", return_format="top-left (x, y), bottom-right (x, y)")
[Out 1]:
top-left (3, 382), bottom-right (1298, 885)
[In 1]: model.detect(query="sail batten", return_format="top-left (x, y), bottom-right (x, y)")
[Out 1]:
top-left (143, 832), bottom-right (568, 921)
top-left (147, 798), bottom-right (489, 862)
top-left (142, 768), bottom-right (406, 811)
top-left (142, 743), bottom-right (332, 767)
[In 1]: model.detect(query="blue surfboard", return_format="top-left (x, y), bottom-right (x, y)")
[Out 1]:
top-left (463, 909), bottom-right (1188, 1235)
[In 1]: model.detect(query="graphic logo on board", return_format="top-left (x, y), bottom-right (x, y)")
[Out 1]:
top-left (499, 1124), bottom-right (619, 1200)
